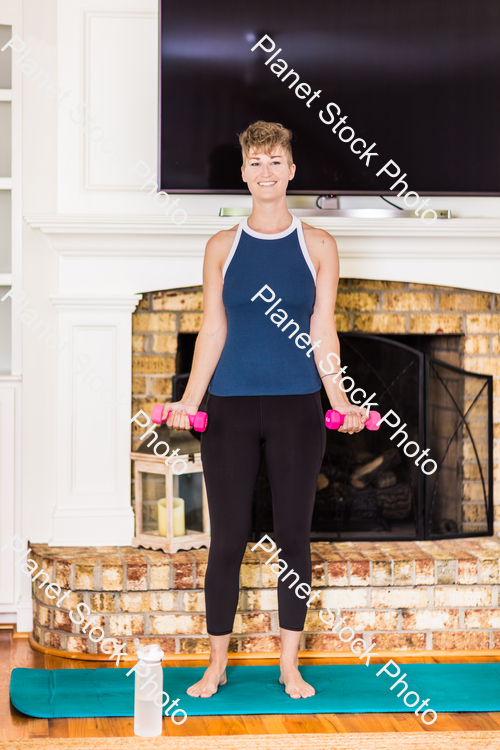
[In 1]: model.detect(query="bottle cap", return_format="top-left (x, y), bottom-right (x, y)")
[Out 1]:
top-left (135, 640), bottom-right (164, 664)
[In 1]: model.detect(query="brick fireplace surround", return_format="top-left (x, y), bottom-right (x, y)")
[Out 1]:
top-left (29, 537), bottom-right (500, 657)
top-left (30, 279), bottom-right (500, 658)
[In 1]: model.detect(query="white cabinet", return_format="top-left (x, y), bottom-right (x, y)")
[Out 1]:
top-left (0, 10), bottom-right (27, 629)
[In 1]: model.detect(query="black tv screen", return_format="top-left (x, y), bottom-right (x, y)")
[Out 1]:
top-left (159, 0), bottom-right (500, 195)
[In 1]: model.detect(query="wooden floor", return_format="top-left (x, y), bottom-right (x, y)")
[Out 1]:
top-left (2, 630), bottom-right (500, 740)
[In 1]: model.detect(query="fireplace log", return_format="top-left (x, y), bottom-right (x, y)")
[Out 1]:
top-left (317, 473), bottom-right (329, 491)
top-left (349, 448), bottom-right (400, 489)
top-left (353, 451), bottom-right (375, 465)
top-left (374, 471), bottom-right (397, 489)
top-left (378, 483), bottom-right (412, 520)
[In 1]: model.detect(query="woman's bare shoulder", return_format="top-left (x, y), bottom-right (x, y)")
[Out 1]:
top-left (300, 221), bottom-right (338, 253)
top-left (206, 224), bottom-right (239, 256)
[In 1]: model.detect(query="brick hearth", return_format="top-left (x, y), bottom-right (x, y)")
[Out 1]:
top-left (30, 538), bottom-right (500, 657)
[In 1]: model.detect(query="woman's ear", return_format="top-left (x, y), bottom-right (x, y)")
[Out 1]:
top-left (241, 165), bottom-right (247, 183)
top-left (288, 163), bottom-right (296, 181)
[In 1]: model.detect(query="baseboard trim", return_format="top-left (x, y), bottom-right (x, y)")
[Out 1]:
top-left (1, 624), bottom-right (30, 639)
top-left (27, 635), bottom-right (500, 663)
top-left (13, 629), bottom-right (30, 640)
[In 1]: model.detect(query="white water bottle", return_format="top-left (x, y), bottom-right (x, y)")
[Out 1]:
top-left (133, 640), bottom-right (164, 737)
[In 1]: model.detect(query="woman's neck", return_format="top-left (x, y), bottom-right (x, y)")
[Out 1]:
top-left (247, 198), bottom-right (293, 234)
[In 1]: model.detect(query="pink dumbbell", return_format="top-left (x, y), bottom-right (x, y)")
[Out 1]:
top-left (151, 404), bottom-right (208, 432)
top-left (325, 409), bottom-right (381, 431)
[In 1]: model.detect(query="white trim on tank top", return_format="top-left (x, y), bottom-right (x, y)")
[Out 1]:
top-left (296, 217), bottom-right (317, 284)
top-left (222, 215), bottom-right (317, 283)
top-left (242, 214), bottom-right (297, 240)
top-left (222, 221), bottom-right (244, 279)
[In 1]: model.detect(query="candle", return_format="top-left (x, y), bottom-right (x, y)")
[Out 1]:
top-left (157, 497), bottom-right (185, 537)
top-left (173, 497), bottom-right (185, 537)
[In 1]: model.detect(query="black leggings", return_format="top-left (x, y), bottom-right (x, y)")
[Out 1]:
top-left (200, 392), bottom-right (326, 635)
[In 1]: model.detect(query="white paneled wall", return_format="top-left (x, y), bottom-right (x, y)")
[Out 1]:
top-left (57, 0), bottom-right (159, 213)
top-left (50, 295), bottom-right (138, 545)
top-left (0, 385), bottom-right (15, 606)
top-left (0, 377), bottom-right (23, 624)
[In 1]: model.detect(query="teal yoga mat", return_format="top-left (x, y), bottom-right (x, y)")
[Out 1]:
top-left (10, 663), bottom-right (500, 718)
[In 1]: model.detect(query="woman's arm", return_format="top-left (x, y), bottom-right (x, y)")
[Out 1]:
top-left (305, 225), bottom-right (367, 435)
top-left (163, 229), bottom-right (234, 431)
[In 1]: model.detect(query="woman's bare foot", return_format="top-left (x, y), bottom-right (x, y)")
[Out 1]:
top-left (186, 662), bottom-right (227, 698)
top-left (279, 666), bottom-right (316, 699)
top-left (279, 627), bottom-right (315, 699)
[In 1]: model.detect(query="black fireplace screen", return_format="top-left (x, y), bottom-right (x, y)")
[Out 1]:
top-left (250, 334), bottom-right (493, 542)
top-left (425, 357), bottom-right (493, 539)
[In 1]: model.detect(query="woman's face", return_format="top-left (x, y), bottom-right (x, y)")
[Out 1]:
top-left (241, 147), bottom-right (296, 200)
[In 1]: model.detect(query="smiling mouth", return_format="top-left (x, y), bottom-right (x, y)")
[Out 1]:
top-left (258, 181), bottom-right (277, 187)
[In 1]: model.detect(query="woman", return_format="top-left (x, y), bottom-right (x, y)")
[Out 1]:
top-left (161, 121), bottom-right (367, 700)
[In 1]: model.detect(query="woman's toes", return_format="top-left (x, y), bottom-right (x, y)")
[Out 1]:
top-left (188, 683), bottom-right (207, 697)
top-left (280, 670), bottom-right (315, 699)
top-left (187, 664), bottom-right (226, 698)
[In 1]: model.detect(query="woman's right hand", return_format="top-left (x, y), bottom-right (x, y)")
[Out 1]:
top-left (329, 401), bottom-right (368, 435)
top-left (162, 401), bottom-right (199, 432)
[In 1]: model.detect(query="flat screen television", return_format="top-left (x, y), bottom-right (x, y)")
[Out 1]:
top-left (159, 0), bottom-right (500, 195)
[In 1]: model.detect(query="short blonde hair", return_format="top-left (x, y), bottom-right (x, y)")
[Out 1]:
top-left (239, 121), bottom-right (293, 166)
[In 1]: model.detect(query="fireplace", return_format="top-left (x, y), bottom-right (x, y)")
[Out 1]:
top-left (251, 333), bottom-right (493, 542)
top-left (131, 280), bottom-right (496, 545)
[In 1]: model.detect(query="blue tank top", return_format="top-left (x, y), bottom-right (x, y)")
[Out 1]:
top-left (209, 215), bottom-right (322, 396)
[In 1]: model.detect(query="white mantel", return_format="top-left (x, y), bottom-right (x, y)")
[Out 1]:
top-left (25, 214), bottom-right (500, 294)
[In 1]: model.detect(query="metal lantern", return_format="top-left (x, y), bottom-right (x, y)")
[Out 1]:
top-left (131, 451), bottom-right (210, 553)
